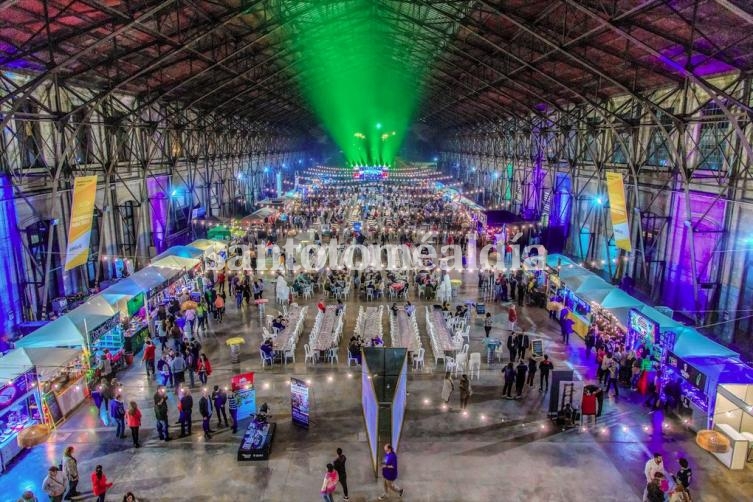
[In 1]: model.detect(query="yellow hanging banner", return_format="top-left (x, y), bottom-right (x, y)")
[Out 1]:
top-left (606, 172), bottom-right (632, 251)
top-left (64, 175), bottom-right (98, 270)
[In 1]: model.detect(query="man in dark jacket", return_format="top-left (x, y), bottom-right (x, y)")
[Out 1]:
top-left (153, 388), bottom-right (170, 441)
top-left (199, 389), bottom-right (214, 439)
top-left (506, 333), bottom-right (517, 363)
top-left (502, 363), bottom-right (515, 399)
top-left (515, 360), bottom-right (528, 398)
top-left (212, 385), bottom-right (229, 428)
top-left (333, 448), bottom-right (349, 500)
top-left (539, 354), bottom-right (554, 392)
top-left (179, 389), bottom-right (193, 437)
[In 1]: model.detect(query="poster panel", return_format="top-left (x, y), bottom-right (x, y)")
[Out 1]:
top-left (64, 176), bottom-right (98, 270)
top-left (606, 172), bottom-right (632, 251)
top-left (291, 377), bottom-right (310, 429)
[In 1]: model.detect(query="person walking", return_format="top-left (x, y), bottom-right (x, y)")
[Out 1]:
top-left (320, 463), bottom-right (339, 502)
top-left (141, 339), bottom-right (156, 380)
top-left (197, 354), bottom-right (212, 385)
top-left (228, 389), bottom-right (239, 433)
top-left (184, 349), bottom-right (196, 388)
top-left (441, 372), bottom-right (454, 404)
top-left (214, 294), bottom-right (225, 323)
top-left (378, 444), bottom-right (403, 499)
top-left (526, 356), bottom-right (537, 387)
top-left (153, 388), bottom-right (171, 441)
top-left (502, 362), bottom-right (515, 399)
top-left (508, 305), bottom-right (517, 331)
top-left (109, 394), bottom-right (126, 439)
top-left (333, 448), bottom-right (349, 501)
top-left (483, 313), bottom-right (493, 337)
top-left (519, 332), bottom-right (530, 362)
top-left (199, 388), bottom-right (214, 439)
top-left (42, 465), bottom-right (66, 502)
top-left (506, 332), bottom-right (517, 363)
top-left (644, 453), bottom-right (666, 484)
top-left (171, 352), bottom-right (186, 393)
top-left (179, 388), bottom-right (193, 437)
top-left (539, 355), bottom-right (553, 392)
top-left (605, 358), bottom-right (620, 399)
top-left (514, 360), bottom-right (528, 398)
top-left (459, 374), bottom-right (472, 410)
top-left (673, 458), bottom-right (693, 496)
top-left (212, 385), bottom-right (229, 428)
top-left (91, 465), bottom-right (113, 502)
top-left (125, 401), bottom-right (142, 447)
top-left (61, 446), bottom-right (80, 500)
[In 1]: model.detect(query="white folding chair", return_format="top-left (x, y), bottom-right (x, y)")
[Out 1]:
top-left (260, 349), bottom-right (273, 368)
top-left (304, 343), bottom-right (317, 365)
top-left (413, 347), bottom-right (425, 371)
top-left (469, 352), bottom-right (481, 380)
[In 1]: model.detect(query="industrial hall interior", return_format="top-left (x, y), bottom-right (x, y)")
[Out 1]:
top-left (3, 1), bottom-right (753, 501)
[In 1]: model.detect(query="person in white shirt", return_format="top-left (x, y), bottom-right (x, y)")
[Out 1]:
top-left (644, 453), bottom-right (666, 483)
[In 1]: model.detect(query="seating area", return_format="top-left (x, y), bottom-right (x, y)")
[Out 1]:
top-left (426, 306), bottom-right (465, 367)
top-left (390, 306), bottom-right (421, 354)
top-left (355, 305), bottom-right (384, 342)
top-left (308, 304), bottom-right (346, 364)
top-left (263, 304), bottom-right (308, 367)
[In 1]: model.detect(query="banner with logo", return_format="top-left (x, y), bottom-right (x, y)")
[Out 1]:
top-left (290, 377), bottom-right (310, 429)
top-left (605, 172), bottom-right (632, 251)
top-left (64, 176), bottom-right (98, 270)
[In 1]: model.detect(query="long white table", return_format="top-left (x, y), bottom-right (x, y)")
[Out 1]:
top-left (312, 305), bottom-right (339, 351)
top-left (393, 309), bottom-right (420, 351)
top-left (274, 305), bottom-right (302, 352)
top-left (358, 306), bottom-right (382, 340)
top-left (429, 309), bottom-right (456, 352)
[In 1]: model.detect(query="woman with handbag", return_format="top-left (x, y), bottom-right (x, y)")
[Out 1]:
top-left (62, 446), bottom-right (79, 500)
top-left (197, 353), bottom-right (212, 385)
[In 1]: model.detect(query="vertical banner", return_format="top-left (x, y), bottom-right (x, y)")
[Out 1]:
top-left (605, 172), bottom-right (632, 251)
top-left (290, 377), bottom-right (310, 429)
top-left (64, 175), bottom-right (98, 270)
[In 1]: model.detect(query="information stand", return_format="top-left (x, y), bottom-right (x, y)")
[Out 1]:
top-left (237, 418), bottom-right (276, 461)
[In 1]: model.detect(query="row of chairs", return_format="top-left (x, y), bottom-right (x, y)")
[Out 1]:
top-left (388, 308), bottom-right (423, 370)
top-left (305, 306), bottom-right (346, 365)
top-left (349, 306), bottom-right (384, 366)
top-left (259, 305), bottom-right (308, 368)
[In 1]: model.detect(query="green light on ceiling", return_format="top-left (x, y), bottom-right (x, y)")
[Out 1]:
top-left (274, 0), bottom-right (459, 167)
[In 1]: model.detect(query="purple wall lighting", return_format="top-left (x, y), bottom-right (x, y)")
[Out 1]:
top-left (0, 175), bottom-right (25, 343)
top-left (147, 175), bottom-right (169, 253)
top-left (664, 191), bottom-right (726, 315)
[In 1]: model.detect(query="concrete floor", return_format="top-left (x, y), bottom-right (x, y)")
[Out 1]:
top-left (2, 273), bottom-right (752, 501)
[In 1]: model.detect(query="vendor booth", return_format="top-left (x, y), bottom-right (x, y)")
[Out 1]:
top-left (0, 348), bottom-right (84, 425)
top-left (207, 225), bottom-right (231, 241)
top-left (662, 329), bottom-right (740, 432)
top-left (712, 381), bottom-right (753, 469)
top-left (0, 363), bottom-right (41, 472)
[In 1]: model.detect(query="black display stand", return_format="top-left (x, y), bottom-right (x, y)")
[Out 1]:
top-left (237, 418), bottom-right (276, 461)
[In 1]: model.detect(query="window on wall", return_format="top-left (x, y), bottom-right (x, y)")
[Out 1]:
top-left (116, 125), bottom-right (131, 162)
top-left (72, 108), bottom-right (92, 165)
top-left (611, 135), bottom-right (629, 164)
top-left (646, 110), bottom-right (674, 168)
top-left (15, 100), bottom-right (45, 169)
top-left (24, 220), bottom-right (61, 313)
top-left (85, 209), bottom-right (101, 287)
top-left (697, 103), bottom-right (728, 171)
top-left (168, 192), bottom-right (190, 235)
top-left (118, 201), bottom-right (138, 257)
